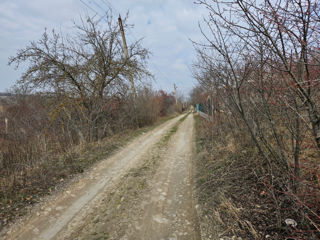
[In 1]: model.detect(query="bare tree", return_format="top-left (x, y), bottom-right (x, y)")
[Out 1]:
top-left (196, 0), bottom-right (320, 149)
top-left (9, 11), bottom-right (151, 142)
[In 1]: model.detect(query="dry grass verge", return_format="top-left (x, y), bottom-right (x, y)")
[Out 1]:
top-left (194, 115), bottom-right (319, 240)
top-left (0, 114), bottom-right (178, 231)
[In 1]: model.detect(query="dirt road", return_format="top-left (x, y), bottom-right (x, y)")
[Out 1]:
top-left (127, 113), bottom-right (200, 240)
top-left (3, 114), bottom-right (199, 240)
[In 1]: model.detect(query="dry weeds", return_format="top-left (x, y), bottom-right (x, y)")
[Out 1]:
top-left (194, 115), bottom-right (320, 240)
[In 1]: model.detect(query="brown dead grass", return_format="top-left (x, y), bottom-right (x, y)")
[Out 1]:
top-left (194, 115), bottom-right (320, 240)
top-left (0, 114), bottom-right (178, 231)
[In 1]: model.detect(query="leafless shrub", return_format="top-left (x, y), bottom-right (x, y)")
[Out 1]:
top-left (193, 0), bottom-right (320, 238)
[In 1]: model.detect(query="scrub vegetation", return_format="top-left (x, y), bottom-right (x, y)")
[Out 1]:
top-left (192, 1), bottom-right (320, 239)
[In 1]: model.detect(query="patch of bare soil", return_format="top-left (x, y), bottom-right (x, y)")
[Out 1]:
top-left (1, 115), bottom-right (184, 240)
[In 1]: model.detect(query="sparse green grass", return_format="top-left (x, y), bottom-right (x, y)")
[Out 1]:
top-left (158, 112), bottom-right (189, 146)
top-left (179, 112), bottom-right (189, 122)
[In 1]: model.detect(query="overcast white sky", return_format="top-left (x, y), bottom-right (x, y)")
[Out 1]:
top-left (0, 0), bottom-right (208, 95)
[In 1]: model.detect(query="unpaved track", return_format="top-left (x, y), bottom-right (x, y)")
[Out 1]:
top-left (127, 113), bottom-right (200, 240)
top-left (2, 115), bottom-right (184, 240)
top-left (63, 113), bottom-right (200, 240)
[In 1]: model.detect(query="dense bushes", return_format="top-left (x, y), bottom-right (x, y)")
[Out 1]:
top-left (0, 86), bottom-right (177, 229)
top-left (193, 0), bottom-right (320, 239)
